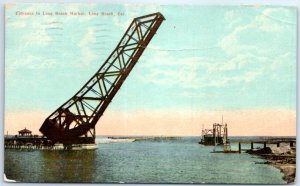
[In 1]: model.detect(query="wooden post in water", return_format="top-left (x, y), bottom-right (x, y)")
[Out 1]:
top-left (290, 141), bottom-right (294, 147)
top-left (263, 142), bottom-right (266, 148)
top-left (238, 142), bottom-right (241, 153)
top-left (251, 142), bottom-right (253, 150)
top-left (277, 142), bottom-right (280, 147)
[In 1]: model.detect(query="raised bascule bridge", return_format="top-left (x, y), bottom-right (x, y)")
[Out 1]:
top-left (38, 13), bottom-right (165, 149)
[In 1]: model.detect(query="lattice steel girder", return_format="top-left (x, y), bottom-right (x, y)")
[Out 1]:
top-left (39, 13), bottom-right (165, 144)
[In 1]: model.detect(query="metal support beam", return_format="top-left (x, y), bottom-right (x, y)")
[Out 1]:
top-left (39, 13), bottom-right (165, 144)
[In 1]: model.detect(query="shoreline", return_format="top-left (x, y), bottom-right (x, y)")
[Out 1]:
top-left (247, 144), bottom-right (296, 183)
top-left (272, 161), bottom-right (296, 183)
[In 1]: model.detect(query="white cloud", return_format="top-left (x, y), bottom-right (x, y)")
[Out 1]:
top-left (77, 28), bottom-right (98, 67)
top-left (215, 7), bottom-right (296, 91)
top-left (269, 52), bottom-right (295, 80)
top-left (224, 10), bottom-right (243, 29)
top-left (220, 7), bottom-right (295, 55)
top-left (255, 8), bottom-right (292, 32)
top-left (138, 49), bottom-right (271, 90)
top-left (219, 23), bottom-right (257, 55)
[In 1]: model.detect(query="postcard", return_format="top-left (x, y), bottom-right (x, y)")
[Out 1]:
top-left (4, 3), bottom-right (296, 184)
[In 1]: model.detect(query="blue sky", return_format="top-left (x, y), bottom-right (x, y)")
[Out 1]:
top-left (5, 4), bottom-right (296, 113)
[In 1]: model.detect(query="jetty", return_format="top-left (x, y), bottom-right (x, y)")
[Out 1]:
top-left (233, 138), bottom-right (296, 153)
top-left (199, 122), bottom-right (296, 154)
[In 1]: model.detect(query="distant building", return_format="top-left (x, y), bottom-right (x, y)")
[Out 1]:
top-left (18, 128), bottom-right (32, 137)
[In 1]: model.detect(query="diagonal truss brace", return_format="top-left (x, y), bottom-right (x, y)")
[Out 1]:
top-left (39, 13), bottom-right (165, 144)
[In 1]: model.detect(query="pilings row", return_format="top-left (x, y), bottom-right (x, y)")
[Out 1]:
top-left (4, 144), bottom-right (62, 151)
top-left (238, 140), bottom-right (295, 153)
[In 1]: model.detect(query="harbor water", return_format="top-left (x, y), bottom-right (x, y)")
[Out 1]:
top-left (4, 137), bottom-right (286, 184)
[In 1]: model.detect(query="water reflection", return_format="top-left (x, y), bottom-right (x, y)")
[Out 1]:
top-left (38, 150), bottom-right (97, 182)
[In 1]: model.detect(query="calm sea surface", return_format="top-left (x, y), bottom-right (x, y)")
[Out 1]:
top-left (4, 137), bottom-right (286, 184)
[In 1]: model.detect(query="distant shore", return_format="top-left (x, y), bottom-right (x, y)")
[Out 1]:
top-left (108, 136), bottom-right (183, 141)
top-left (246, 143), bottom-right (296, 183)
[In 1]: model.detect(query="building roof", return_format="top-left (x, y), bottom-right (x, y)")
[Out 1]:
top-left (18, 128), bottom-right (32, 133)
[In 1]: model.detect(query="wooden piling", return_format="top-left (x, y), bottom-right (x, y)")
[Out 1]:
top-left (263, 142), bottom-right (266, 148)
top-left (251, 142), bottom-right (253, 149)
top-left (290, 141), bottom-right (294, 147)
top-left (238, 142), bottom-right (241, 153)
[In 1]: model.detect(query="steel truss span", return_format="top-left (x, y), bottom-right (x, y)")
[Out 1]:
top-left (39, 13), bottom-right (165, 145)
